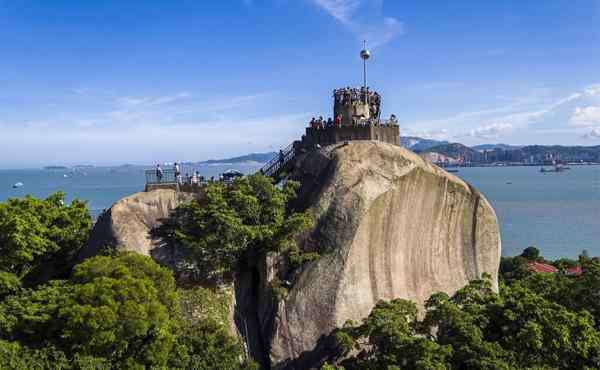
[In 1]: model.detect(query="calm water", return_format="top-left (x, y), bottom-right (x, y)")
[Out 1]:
top-left (1, 164), bottom-right (599, 259)
top-left (458, 166), bottom-right (600, 259)
top-left (0, 164), bottom-right (261, 218)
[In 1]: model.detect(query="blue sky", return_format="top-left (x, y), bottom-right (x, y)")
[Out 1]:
top-left (1, 0), bottom-right (600, 168)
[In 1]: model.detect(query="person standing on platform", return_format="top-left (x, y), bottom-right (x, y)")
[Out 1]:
top-left (335, 114), bottom-right (342, 127)
top-left (156, 164), bottom-right (163, 183)
top-left (174, 162), bottom-right (181, 184)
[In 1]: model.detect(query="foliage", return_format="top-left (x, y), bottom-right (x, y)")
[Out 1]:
top-left (0, 192), bottom-right (92, 286)
top-left (172, 286), bottom-right (256, 369)
top-left (499, 255), bottom-right (531, 282)
top-left (552, 257), bottom-right (579, 270)
top-left (0, 253), bottom-right (255, 369)
top-left (337, 299), bottom-right (452, 370)
top-left (520, 246), bottom-right (540, 260)
top-left (336, 268), bottom-right (600, 370)
top-left (0, 253), bottom-right (179, 368)
top-left (169, 320), bottom-right (253, 370)
top-left (154, 174), bottom-right (313, 280)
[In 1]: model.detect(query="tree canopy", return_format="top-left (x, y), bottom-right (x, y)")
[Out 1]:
top-left (0, 192), bottom-right (92, 290)
top-left (334, 254), bottom-right (600, 370)
top-left (0, 193), bottom-right (254, 369)
top-left (0, 253), bottom-right (254, 369)
top-left (154, 174), bottom-right (313, 280)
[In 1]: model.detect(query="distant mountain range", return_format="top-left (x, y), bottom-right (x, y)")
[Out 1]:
top-left (400, 136), bottom-right (449, 151)
top-left (400, 138), bottom-right (522, 153)
top-left (197, 152), bottom-right (277, 165)
top-left (422, 142), bottom-right (600, 164)
top-left (471, 143), bottom-right (523, 151)
top-left (190, 137), bottom-right (600, 166)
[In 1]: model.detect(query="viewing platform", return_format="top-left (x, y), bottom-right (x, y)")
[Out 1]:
top-left (299, 121), bottom-right (399, 149)
top-left (144, 167), bottom-right (243, 192)
top-left (144, 42), bottom-right (401, 188)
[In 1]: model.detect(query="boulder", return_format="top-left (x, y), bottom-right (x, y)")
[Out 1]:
top-left (79, 189), bottom-right (188, 267)
top-left (267, 141), bottom-right (501, 368)
top-left (79, 141), bottom-right (501, 370)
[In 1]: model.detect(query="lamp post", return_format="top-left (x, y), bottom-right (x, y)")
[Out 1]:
top-left (360, 40), bottom-right (370, 105)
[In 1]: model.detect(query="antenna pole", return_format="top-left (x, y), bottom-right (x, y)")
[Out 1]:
top-left (360, 40), bottom-right (370, 105)
top-left (363, 41), bottom-right (367, 90)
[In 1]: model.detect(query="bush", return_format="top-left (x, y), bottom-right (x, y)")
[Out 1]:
top-left (154, 174), bottom-right (313, 280)
top-left (0, 192), bottom-right (92, 286)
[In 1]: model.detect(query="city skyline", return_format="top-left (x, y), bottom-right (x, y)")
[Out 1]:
top-left (1, 0), bottom-right (600, 168)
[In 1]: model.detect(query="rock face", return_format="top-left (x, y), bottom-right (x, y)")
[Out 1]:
top-left (79, 141), bottom-right (501, 370)
top-left (267, 141), bottom-right (501, 368)
top-left (79, 189), bottom-right (185, 267)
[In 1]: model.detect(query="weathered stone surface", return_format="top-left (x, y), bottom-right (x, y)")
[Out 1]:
top-left (269, 141), bottom-right (501, 368)
top-left (78, 141), bottom-right (501, 370)
top-left (79, 189), bottom-right (186, 266)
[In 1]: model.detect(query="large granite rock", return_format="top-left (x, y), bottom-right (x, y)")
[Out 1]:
top-left (267, 141), bottom-right (501, 368)
top-left (79, 141), bottom-right (501, 369)
top-left (79, 189), bottom-right (187, 267)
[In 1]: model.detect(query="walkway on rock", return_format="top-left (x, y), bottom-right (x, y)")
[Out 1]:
top-left (259, 142), bottom-right (296, 181)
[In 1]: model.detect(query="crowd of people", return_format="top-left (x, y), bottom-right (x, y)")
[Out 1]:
top-left (308, 113), bottom-right (398, 129)
top-left (333, 86), bottom-right (380, 108)
top-left (309, 115), bottom-right (342, 129)
top-left (153, 163), bottom-right (219, 185)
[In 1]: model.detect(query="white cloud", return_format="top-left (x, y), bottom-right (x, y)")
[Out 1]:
top-left (571, 106), bottom-right (600, 127)
top-left (312, 0), bottom-right (361, 24)
top-left (469, 123), bottom-right (513, 139)
top-left (405, 83), bottom-right (600, 143)
top-left (583, 128), bottom-right (600, 139)
top-left (402, 128), bottom-right (451, 141)
top-left (311, 0), bottom-right (403, 47)
top-left (584, 84), bottom-right (600, 96)
top-left (116, 92), bottom-right (191, 108)
top-left (0, 105), bottom-right (309, 166)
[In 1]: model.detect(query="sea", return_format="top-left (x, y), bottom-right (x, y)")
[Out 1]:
top-left (1, 164), bottom-right (599, 260)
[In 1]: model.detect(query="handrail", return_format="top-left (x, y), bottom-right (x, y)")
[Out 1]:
top-left (259, 142), bottom-right (295, 178)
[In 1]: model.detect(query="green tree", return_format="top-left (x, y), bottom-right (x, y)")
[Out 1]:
top-left (154, 174), bottom-right (313, 280)
top-left (499, 255), bottom-right (531, 282)
top-left (0, 253), bottom-right (255, 369)
top-left (337, 299), bottom-right (452, 370)
top-left (0, 253), bottom-right (179, 368)
top-left (520, 246), bottom-right (540, 261)
top-left (0, 192), bottom-right (92, 288)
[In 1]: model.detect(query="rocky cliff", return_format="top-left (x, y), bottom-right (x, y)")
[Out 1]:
top-left (79, 189), bottom-right (192, 269)
top-left (265, 141), bottom-right (501, 368)
top-left (82, 141), bottom-right (501, 369)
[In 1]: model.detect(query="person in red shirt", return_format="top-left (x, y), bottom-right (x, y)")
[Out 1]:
top-left (335, 114), bottom-right (342, 127)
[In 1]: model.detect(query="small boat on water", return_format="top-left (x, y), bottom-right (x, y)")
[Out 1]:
top-left (12, 182), bottom-right (24, 189)
top-left (540, 161), bottom-right (570, 173)
top-left (446, 169), bottom-right (459, 173)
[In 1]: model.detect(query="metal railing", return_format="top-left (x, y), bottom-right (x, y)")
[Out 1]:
top-left (260, 143), bottom-right (295, 178)
top-left (146, 169), bottom-right (177, 185)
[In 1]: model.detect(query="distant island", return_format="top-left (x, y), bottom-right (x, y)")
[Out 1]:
top-left (192, 138), bottom-right (600, 168)
top-left (40, 139), bottom-right (597, 170)
top-left (418, 142), bottom-right (600, 166)
top-left (194, 152), bottom-right (277, 165)
top-left (43, 166), bottom-right (69, 170)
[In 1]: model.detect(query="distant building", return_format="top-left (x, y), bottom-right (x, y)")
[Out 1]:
top-left (527, 262), bottom-right (585, 277)
top-left (566, 266), bottom-right (583, 277)
top-left (527, 262), bottom-right (558, 273)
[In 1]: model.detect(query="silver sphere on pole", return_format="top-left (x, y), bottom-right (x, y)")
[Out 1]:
top-left (360, 48), bottom-right (371, 60)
